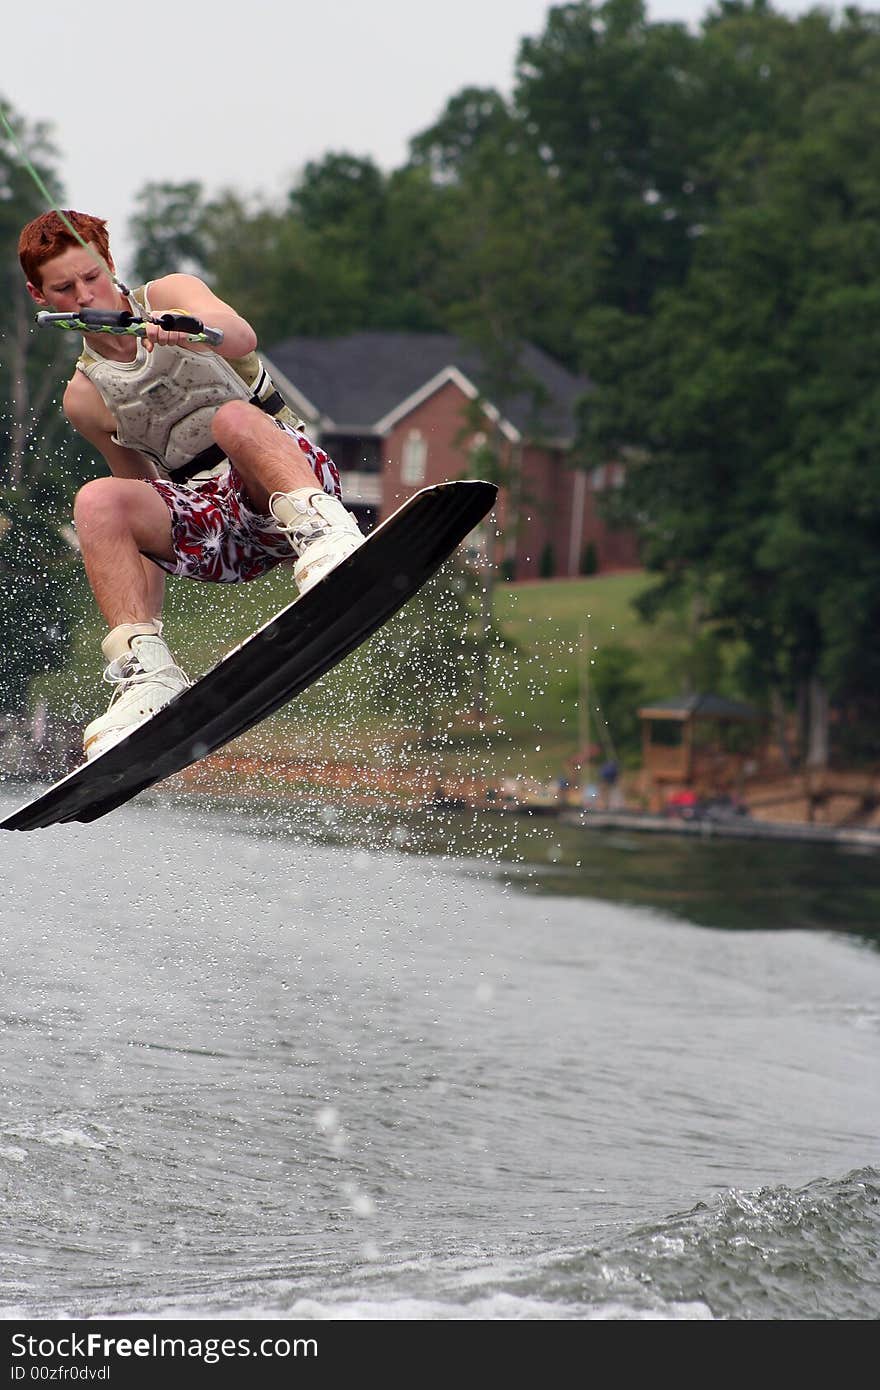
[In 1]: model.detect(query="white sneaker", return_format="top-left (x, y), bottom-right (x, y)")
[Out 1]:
top-left (269, 487), bottom-right (364, 595)
top-left (83, 622), bottom-right (191, 761)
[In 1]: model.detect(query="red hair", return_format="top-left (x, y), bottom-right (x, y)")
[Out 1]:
top-left (18, 210), bottom-right (111, 285)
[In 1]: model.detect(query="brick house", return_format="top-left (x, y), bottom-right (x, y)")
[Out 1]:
top-left (264, 331), bottom-right (639, 579)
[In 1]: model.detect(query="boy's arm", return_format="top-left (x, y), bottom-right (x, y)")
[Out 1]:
top-left (145, 274), bottom-right (258, 359)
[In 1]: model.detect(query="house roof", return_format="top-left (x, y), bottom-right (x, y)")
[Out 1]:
top-left (638, 694), bottom-right (763, 722)
top-left (263, 330), bottom-right (590, 443)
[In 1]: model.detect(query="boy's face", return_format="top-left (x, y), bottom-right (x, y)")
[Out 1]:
top-left (26, 243), bottom-right (117, 312)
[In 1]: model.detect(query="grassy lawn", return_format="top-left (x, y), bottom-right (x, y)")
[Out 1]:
top-left (472, 572), bottom-right (699, 780)
top-left (33, 564), bottom-right (704, 786)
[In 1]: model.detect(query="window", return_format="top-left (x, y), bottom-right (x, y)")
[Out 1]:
top-left (401, 429), bottom-right (428, 486)
top-left (320, 434), bottom-right (381, 473)
top-left (590, 462), bottom-right (626, 490)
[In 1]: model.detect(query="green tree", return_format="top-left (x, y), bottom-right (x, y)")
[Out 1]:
top-left (127, 158), bottom-right (447, 344)
top-left (1, 99), bottom-right (82, 715)
top-left (406, 84), bottom-right (597, 585)
top-left (128, 179), bottom-right (210, 282)
top-left (515, 0), bottom-right (704, 315)
top-left (590, 641), bottom-right (646, 761)
top-left (1, 101), bottom-right (72, 487)
top-left (0, 489), bottom-right (77, 714)
top-left (407, 85), bottom-right (598, 368)
top-left (580, 6), bottom-right (880, 764)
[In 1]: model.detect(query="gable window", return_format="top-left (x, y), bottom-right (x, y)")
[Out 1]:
top-left (401, 429), bottom-right (428, 486)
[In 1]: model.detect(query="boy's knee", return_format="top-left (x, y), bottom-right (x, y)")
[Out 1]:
top-left (73, 476), bottom-right (115, 524)
top-left (73, 477), bottom-right (138, 538)
top-left (212, 399), bottom-right (255, 453)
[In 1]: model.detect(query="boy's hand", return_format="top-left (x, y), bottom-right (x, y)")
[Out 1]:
top-left (143, 310), bottom-right (206, 352)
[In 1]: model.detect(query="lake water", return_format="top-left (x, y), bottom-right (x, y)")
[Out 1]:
top-left (0, 787), bottom-right (878, 1321)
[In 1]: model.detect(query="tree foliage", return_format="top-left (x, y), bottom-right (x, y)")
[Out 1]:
top-left (1, 98), bottom-right (83, 714)
top-left (119, 3), bottom-right (880, 762)
top-left (128, 179), bottom-right (210, 282)
top-left (0, 487), bottom-right (77, 713)
top-left (579, 3), bottom-right (880, 758)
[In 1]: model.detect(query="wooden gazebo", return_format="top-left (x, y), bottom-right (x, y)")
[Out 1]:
top-left (638, 693), bottom-right (764, 809)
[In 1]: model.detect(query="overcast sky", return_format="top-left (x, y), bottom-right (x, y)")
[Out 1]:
top-left (5, 0), bottom-right (842, 270)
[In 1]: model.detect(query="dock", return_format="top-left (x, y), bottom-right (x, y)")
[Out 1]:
top-left (560, 809), bottom-right (880, 849)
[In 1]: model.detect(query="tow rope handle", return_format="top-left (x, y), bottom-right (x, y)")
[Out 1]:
top-left (35, 308), bottom-right (224, 346)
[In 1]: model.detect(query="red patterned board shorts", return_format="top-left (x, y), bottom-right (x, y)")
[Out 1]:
top-left (145, 426), bottom-right (342, 584)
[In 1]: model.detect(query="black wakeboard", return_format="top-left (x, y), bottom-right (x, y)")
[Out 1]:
top-left (2, 480), bottom-right (497, 831)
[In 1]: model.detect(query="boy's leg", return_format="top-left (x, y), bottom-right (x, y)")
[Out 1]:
top-left (73, 477), bottom-right (188, 760)
top-left (211, 400), bottom-right (324, 510)
top-left (73, 476), bottom-right (174, 627)
top-left (212, 401), bottom-right (363, 594)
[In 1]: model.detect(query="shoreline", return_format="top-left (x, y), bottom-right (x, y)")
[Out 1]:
top-left (560, 808), bottom-right (880, 850)
top-left (4, 748), bottom-right (880, 852)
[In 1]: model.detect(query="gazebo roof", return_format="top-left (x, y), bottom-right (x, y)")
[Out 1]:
top-left (638, 693), bottom-right (762, 722)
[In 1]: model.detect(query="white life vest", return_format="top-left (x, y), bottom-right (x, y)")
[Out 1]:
top-left (75, 284), bottom-right (299, 482)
